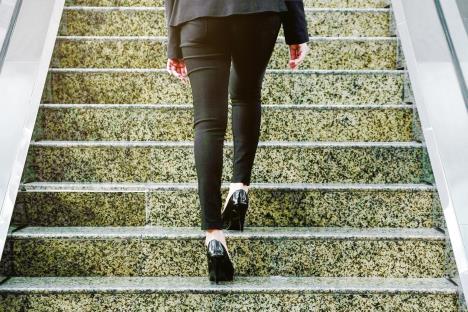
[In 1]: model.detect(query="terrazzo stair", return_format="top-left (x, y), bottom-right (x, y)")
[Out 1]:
top-left (13, 183), bottom-right (439, 227)
top-left (23, 141), bottom-right (426, 184)
top-left (43, 69), bottom-right (404, 105)
top-left (35, 104), bottom-right (413, 141)
top-left (0, 0), bottom-right (463, 310)
top-left (1, 227), bottom-right (446, 277)
top-left (0, 277), bottom-right (459, 311)
top-left (58, 7), bottom-right (392, 37)
top-left (52, 37), bottom-right (398, 70)
top-left (64, 0), bottom-right (390, 8)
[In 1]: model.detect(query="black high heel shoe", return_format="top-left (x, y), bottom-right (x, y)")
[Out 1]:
top-left (206, 239), bottom-right (234, 283)
top-left (221, 189), bottom-right (248, 231)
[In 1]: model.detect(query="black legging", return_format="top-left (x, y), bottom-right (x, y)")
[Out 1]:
top-left (179, 11), bottom-right (282, 230)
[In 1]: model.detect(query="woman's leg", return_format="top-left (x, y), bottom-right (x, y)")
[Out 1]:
top-left (179, 17), bottom-right (232, 231)
top-left (226, 12), bottom-right (282, 198)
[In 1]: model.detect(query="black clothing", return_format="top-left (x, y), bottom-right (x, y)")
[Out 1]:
top-left (179, 12), bottom-right (282, 229)
top-left (165, 0), bottom-right (308, 58)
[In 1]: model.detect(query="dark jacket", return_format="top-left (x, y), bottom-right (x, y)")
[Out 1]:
top-left (165, 0), bottom-right (309, 59)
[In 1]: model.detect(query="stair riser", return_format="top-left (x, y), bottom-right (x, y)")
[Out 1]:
top-left (0, 292), bottom-right (458, 311)
top-left (42, 71), bottom-right (404, 105)
top-left (23, 145), bottom-right (424, 183)
top-left (13, 188), bottom-right (436, 227)
top-left (52, 39), bottom-right (397, 70)
top-left (4, 237), bottom-right (445, 277)
top-left (63, 0), bottom-right (391, 9)
top-left (59, 10), bottom-right (391, 37)
top-left (34, 106), bottom-right (413, 142)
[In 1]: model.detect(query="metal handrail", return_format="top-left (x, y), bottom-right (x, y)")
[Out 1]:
top-left (0, 0), bottom-right (23, 73)
top-left (434, 0), bottom-right (468, 109)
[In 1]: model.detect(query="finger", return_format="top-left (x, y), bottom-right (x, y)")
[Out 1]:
top-left (182, 67), bottom-right (188, 83)
top-left (289, 48), bottom-right (298, 68)
top-left (170, 62), bottom-right (179, 76)
top-left (176, 64), bottom-right (186, 80)
top-left (297, 51), bottom-right (306, 63)
top-left (169, 63), bottom-right (177, 76)
top-left (173, 62), bottom-right (188, 83)
top-left (179, 63), bottom-right (188, 80)
top-left (166, 60), bottom-right (173, 74)
top-left (294, 47), bottom-right (308, 67)
top-left (171, 67), bottom-right (180, 78)
top-left (288, 60), bottom-right (297, 70)
top-left (290, 46), bottom-right (298, 60)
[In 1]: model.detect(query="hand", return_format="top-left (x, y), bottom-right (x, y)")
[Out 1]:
top-left (166, 58), bottom-right (189, 84)
top-left (287, 43), bottom-right (309, 70)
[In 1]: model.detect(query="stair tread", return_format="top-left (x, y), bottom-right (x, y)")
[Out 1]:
top-left (30, 140), bottom-right (423, 147)
top-left (62, 6), bottom-right (390, 12)
top-left (8, 226), bottom-right (445, 240)
top-left (48, 68), bottom-right (403, 73)
top-left (0, 276), bottom-right (457, 294)
top-left (55, 35), bottom-right (398, 41)
top-left (20, 181), bottom-right (435, 191)
top-left (39, 103), bottom-right (413, 109)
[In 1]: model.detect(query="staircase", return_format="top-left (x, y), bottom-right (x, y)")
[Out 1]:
top-left (0, 0), bottom-right (464, 310)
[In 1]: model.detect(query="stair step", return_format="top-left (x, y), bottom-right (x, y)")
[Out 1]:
top-left (13, 182), bottom-right (438, 227)
top-left (63, 0), bottom-right (391, 9)
top-left (23, 141), bottom-right (427, 184)
top-left (3, 226), bottom-right (446, 278)
top-left (52, 36), bottom-right (398, 70)
top-left (42, 69), bottom-right (404, 105)
top-left (35, 104), bottom-right (414, 142)
top-left (59, 7), bottom-right (392, 37)
top-left (0, 276), bottom-right (459, 311)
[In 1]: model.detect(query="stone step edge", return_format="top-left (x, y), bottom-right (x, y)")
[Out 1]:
top-left (19, 181), bottom-right (435, 192)
top-left (48, 68), bottom-right (404, 74)
top-left (39, 103), bottom-right (413, 110)
top-left (7, 226), bottom-right (445, 240)
top-left (55, 35), bottom-right (398, 42)
top-left (0, 276), bottom-right (457, 294)
top-left (29, 141), bottom-right (423, 148)
top-left (62, 6), bottom-right (391, 13)
top-left (39, 103), bottom-right (414, 109)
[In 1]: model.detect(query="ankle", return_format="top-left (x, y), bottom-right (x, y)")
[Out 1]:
top-left (229, 182), bottom-right (249, 194)
top-left (205, 229), bottom-right (226, 244)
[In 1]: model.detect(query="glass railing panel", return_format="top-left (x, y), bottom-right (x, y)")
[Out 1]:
top-left (0, 0), bottom-right (22, 72)
top-left (436, 0), bottom-right (468, 105)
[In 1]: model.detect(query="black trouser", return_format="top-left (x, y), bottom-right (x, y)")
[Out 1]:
top-left (179, 11), bottom-right (282, 230)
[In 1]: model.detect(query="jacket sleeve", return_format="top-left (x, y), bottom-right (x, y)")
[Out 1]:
top-left (280, 0), bottom-right (309, 45)
top-left (165, 0), bottom-right (183, 59)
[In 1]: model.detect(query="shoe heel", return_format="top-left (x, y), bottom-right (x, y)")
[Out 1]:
top-left (222, 189), bottom-right (249, 231)
top-left (233, 203), bottom-right (248, 232)
top-left (209, 256), bottom-right (221, 284)
top-left (239, 207), bottom-right (246, 232)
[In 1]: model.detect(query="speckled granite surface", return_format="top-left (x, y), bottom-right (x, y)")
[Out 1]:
top-left (58, 9), bottom-right (391, 37)
top-left (5, 227), bottom-right (445, 277)
top-left (0, 276), bottom-right (459, 311)
top-left (42, 70), bottom-right (404, 105)
top-left (23, 143), bottom-right (424, 183)
top-left (0, 292), bottom-right (458, 312)
top-left (64, 0), bottom-right (390, 8)
top-left (34, 105), bottom-right (413, 142)
top-left (13, 185), bottom-right (436, 227)
top-left (0, 276), bottom-right (456, 293)
top-left (150, 187), bottom-right (437, 228)
top-left (13, 191), bottom-right (146, 226)
top-left (52, 38), bottom-right (397, 70)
